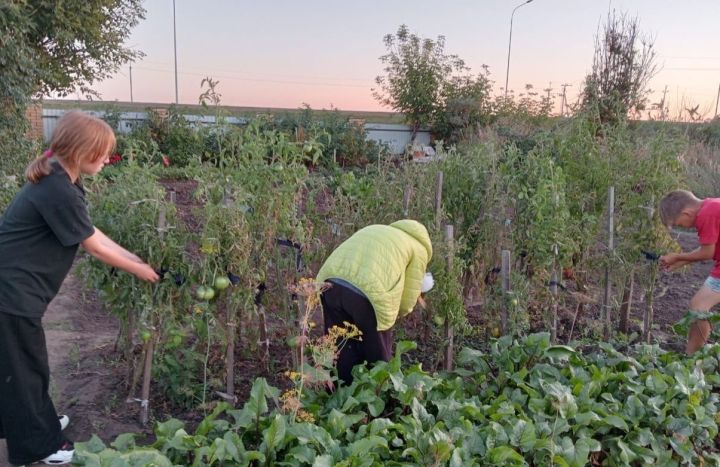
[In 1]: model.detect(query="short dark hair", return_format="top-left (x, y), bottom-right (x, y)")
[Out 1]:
top-left (659, 190), bottom-right (699, 226)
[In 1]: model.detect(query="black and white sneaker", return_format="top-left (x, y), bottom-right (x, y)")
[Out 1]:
top-left (58, 415), bottom-right (69, 431)
top-left (40, 441), bottom-right (74, 465)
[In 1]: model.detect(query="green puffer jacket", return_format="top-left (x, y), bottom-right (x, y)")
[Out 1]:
top-left (317, 220), bottom-right (433, 331)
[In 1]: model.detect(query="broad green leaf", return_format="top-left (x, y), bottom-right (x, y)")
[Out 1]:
top-left (74, 435), bottom-right (107, 455)
top-left (486, 445), bottom-right (526, 465)
top-left (261, 414), bottom-right (287, 453)
top-left (347, 435), bottom-right (388, 456)
top-left (603, 415), bottom-right (629, 432)
top-left (574, 411), bottom-right (601, 426)
top-left (313, 454), bottom-right (334, 467)
top-left (510, 419), bottom-right (536, 452)
top-left (110, 433), bottom-right (136, 452)
top-left (195, 401), bottom-right (230, 437)
top-left (544, 345), bottom-right (577, 360)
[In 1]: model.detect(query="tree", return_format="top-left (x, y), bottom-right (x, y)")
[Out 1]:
top-left (581, 10), bottom-right (657, 126)
top-left (373, 25), bottom-right (474, 142)
top-left (0, 0), bottom-right (145, 100)
top-left (433, 69), bottom-right (493, 144)
top-left (0, 0), bottom-right (145, 176)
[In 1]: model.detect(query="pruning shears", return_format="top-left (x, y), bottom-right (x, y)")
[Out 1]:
top-left (154, 267), bottom-right (185, 286)
top-left (640, 250), bottom-right (660, 262)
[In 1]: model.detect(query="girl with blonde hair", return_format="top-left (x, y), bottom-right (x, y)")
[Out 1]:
top-left (0, 111), bottom-right (159, 465)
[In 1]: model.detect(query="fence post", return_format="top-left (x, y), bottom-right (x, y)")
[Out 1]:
top-left (603, 186), bottom-right (615, 340)
top-left (501, 249), bottom-right (511, 335)
top-left (140, 202), bottom-right (167, 425)
top-left (435, 172), bottom-right (443, 230)
top-left (550, 269), bottom-right (558, 342)
top-left (619, 269), bottom-right (634, 334)
top-left (643, 197), bottom-right (656, 343)
top-left (403, 185), bottom-right (413, 218)
top-left (443, 225), bottom-right (455, 371)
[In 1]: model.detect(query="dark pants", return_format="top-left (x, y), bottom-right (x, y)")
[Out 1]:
top-left (321, 282), bottom-right (393, 384)
top-left (0, 312), bottom-right (64, 465)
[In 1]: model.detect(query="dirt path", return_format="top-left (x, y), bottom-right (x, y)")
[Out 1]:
top-left (644, 231), bottom-right (712, 349)
top-left (0, 267), bottom-right (144, 467)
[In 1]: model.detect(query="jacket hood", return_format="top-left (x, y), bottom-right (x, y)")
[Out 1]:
top-left (390, 219), bottom-right (432, 261)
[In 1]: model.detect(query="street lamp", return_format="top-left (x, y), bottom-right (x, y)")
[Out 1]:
top-left (504, 0), bottom-right (534, 98)
top-left (173, 0), bottom-right (179, 104)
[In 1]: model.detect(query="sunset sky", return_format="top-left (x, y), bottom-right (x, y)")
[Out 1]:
top-left (77, 0), bottom-right (720, 118)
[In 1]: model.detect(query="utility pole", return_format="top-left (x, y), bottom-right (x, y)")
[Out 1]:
top-left (560, 83), bottom-right (571, 116)
top-left (129, 65), bottom-right (134, 103)
top-left (660, 85), bottom-right (669, 119)
top-left (173, 0), bottom-right (179, 104)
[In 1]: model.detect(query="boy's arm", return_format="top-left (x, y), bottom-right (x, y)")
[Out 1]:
top-left (665, 259), bottom-right (691, 272)
top-left (661, 244), bottom-right (715, 268)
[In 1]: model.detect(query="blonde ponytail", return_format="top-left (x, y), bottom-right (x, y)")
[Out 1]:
top-left (25, 154), bottom-right (52, 184)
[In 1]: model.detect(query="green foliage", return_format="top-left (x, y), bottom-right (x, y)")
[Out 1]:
top-left (259, 104), bottom-right (386, 167)
top-left (0, 0), bottom-right (144, 99)
top-left (433, 70), bottom-right (494, 144)
top-left (123, 107), bottom-right (205, 167)
top-left (581, 10), bottom-right (657, 126)
top-left (0, 0), bottom-right (143, 206)
top-left (75, 335), bottom-right (720, 465)
top-left (374, 25), bottom-right (492, 141)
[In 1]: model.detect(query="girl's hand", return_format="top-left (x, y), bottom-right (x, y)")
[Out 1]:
top-left (134, 263), bottom-right (160, 282)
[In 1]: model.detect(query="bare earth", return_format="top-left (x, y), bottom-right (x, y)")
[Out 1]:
top-left (0, 231), bottom-right (712, 466)
top-left (0, 268), bottom-right (144, 467)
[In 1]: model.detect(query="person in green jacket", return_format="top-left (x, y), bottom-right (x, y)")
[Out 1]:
top-left (316, 219), bottom-right (434, 384)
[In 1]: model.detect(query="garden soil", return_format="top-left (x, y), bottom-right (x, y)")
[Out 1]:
top-left (0, 231), bottom-right (712, 466)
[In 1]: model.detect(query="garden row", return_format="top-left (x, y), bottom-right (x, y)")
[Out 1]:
top-left (65, 109), bottom-right (690, 416)
top-left (72, 333), bottom-right (720, 466)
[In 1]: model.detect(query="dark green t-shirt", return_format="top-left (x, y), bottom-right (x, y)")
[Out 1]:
top-left (0, 163), bottom-right (95, 318)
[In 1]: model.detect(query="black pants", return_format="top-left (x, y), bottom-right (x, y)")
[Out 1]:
top-left (0, 312), bottom-right (64, 465)
top-left (321, 282), bottom-right (393, 384)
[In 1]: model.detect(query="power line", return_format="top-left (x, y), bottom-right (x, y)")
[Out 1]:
top-left (130, 65), bottom-right (373, 88)
top-left (664, 67), bottom-right (720, 72)
top-left (133, 61), bottom-right (372, 84)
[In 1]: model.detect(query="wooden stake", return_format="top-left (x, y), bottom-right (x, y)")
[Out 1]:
top-left (501, 250), bottom-right (511, 334)
top-left (602, 186), bottom-right (614, 340)
top-left (443, 225), bottom-right (455, 371)
top-left (550, 269), bottom-right (558, 342)
top-left (434, 172), bottom-right (443, 230)
top-left (225, 301), bottom-right (236, 399)
top-left (139, 202), bottom-right (168, 424)
top-left (257, 303), bottom-right (270, 368)
top-left (643, 197), bottom-right (657, 343)
top-left (643, 270), bottom-right (657, 344)
top-left (619, 269), bottom-right (634, 334)
top-left (403, 185), bottom-right (413, 217)
top-left (139, 337), bottom-right (154, 425)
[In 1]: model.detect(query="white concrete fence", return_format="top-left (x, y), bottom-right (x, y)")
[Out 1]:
top-left (42, 108), bottom-right (431, 155)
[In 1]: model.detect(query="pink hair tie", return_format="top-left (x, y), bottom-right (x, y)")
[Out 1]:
top-left (43, 150), bottom-right (53, 158)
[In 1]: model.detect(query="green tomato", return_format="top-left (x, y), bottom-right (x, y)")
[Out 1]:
top-left (433, 315), bottom-right (445, 326)
top-left (196, 286), bottom-right (209, 300)
top-left (140, 330), bottom-right (151, 342)
top-left (204, 287), bottom-right (216, 300)
top-left (214, 276), bottom-right (231, 290)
